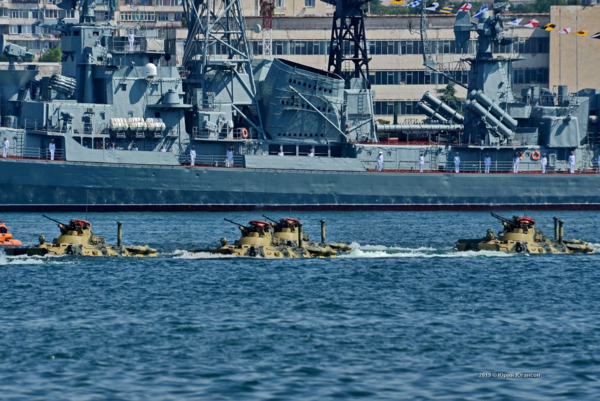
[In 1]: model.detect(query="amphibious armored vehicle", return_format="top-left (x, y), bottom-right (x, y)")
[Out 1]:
top-left (456, 213), bottom-right (594, 254)
top-left (4, 216), bottom-right (157, 257)
top-left (196, 218), bottom-right (351, 258)
top-left (0, 221), bottom-right (22, 247)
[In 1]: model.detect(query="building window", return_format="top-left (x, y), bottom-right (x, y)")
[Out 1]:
top-left (276, 0), bottom-right (284, 7)
top-left (158, 13), bottom-right (169, 21)
top-left (304, 0), bottom-right (315, 7)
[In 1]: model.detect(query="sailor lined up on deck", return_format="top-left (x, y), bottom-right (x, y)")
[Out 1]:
top-left (131, 143), bottom-right (138, 151)
top-left (109, 143), bottom-right (115, 150)
top-left (2, 137), bottom-right (8, 158)
top-left (308, 148), bottom-right (315, 157)
top-left (128, 31), bottom-right (135, 52)
top-left (226, 146), bottom-right (234, 167)
top-left (377, 151), bottom-right (383, 171)
top-left (278, 147), bottom-right (284, 156)
top-left (49, 139), bottom-right (56, 160)
top-left (513, 151), bottom-right (521, 173)
top-left (454, 152), bottom-right (460, 173)
top-left (418, 153), bottom-right (424, 172)
top-left (598, 153), bottom-right (600, 173)
top-left (160, 145), bottom-right (166, 152)
top-left (190, 146), bottom-right (196, 166)
top-left (484, 153), bottom-right (491, 173)
top-left (569, 151), bottom-right (575, 173)
top-left (541, 153), bottom-right (547, 173)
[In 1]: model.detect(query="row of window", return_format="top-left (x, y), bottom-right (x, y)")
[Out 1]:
top-left (0, 9), bottom-right (76, 19)
top-left (8, 25), bottom-right (58, 35)
top-left (120, 12), bottom-right (183, 22)
top-left (369, 69), bottom-right (549, 86)
top-left (248, 38), bottom-right (550, 57)
top-left (374, 101), bottom-right (421, 116)
top-left (121, 0), bottom-right (183, 5)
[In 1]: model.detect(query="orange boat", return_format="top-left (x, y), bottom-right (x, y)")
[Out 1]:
top-left (0, 221), bottom-right (22, 246)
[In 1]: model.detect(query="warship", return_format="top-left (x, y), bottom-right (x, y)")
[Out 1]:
top-left (0, 0), bottom-right (599, 211)
top-left (195, 217), bottom-right (351, 258)
top-left (4, 215), bottom-right (157, 257)
top-left (456, 213), bottom-right (594, 254)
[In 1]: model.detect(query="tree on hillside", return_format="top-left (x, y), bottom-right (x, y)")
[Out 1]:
top-left (435, 81), bottom-right (462, 110)
top-left (39, 47), bottom-right (62, 63)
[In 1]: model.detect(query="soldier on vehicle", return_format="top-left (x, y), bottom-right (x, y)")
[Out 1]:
top-left (484, 153), bottom-right (491, 174)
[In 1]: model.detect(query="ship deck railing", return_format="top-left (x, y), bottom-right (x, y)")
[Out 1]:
top-left (364, 160), bottom-right (595, 173)
top-left (192, 127), bottom-right (256, 141)
top-left (178, 154), bottom-right (245, 168)
top-left (5, 147), bottom-right (65, 161)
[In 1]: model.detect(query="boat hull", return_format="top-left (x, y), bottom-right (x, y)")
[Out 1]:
top-left (1, 159), bottom-right (600, 211)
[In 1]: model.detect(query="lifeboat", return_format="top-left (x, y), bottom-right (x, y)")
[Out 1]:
top-left (0, 221), bottom-right (22, 246)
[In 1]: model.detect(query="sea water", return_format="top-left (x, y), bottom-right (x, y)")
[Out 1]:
top-left (1, 211), bottom-right (600, 399)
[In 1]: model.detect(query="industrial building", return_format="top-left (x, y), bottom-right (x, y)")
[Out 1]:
top-left (0, 2), bottom-right (597, 120)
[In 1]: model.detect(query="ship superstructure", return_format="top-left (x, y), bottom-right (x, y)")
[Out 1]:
top-left (0, 0), bottom-right (599, 211)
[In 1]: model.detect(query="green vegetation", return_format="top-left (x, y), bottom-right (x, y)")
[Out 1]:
top-left (39, 47), bottom-right (62, 63)
top-left (435, 81), bottom-right (463, 110)
top-left (182, 17), bottom-right (188, 28)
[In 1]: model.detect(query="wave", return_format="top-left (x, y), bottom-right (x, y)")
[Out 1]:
top-left (339, 242), bottom-right (512, 259)
top-left (173, 250), bottom-right (241, 259)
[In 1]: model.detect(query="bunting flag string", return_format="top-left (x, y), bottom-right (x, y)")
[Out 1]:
top-left (473, 6), bottom-right (487, 19)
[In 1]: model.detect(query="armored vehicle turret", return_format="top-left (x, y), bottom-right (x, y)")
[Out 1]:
top-left (196, 218), bottom-right (351, 258)
top-left (4, 216), bottom-right (156, 257)
top-left (456, 213), bottom-right (594, 254)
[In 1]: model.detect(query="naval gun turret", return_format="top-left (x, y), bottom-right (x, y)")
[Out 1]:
top-left (0, 35), bottom-right (34, 71)
top-left (4, 216), bottom-right (157, 257)
top-left (456, 213), bottom-right (594, 254)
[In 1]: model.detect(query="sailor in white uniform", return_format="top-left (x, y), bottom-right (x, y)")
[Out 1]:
top-left (49, 139), bottom-right (56, 160)
top-left (190, 146), bottom-right (196, 166)
top-left (568, 151), bottom-right (575, 173)
top-left (418, 153), bottom-right (425, 172)
top-left (308, 149), bottom-right (315, 157)
top-left (377, 151), bottom-right (384, 171)
top-left (598, 154), bottom-right (600, 173)
top-left (513, 151), bottom-right (520, 173)
top-left (454, 152), bottom-right (460, 173)
top-left (541, 153), bottom-right (547, 174)
top-left (128, 31), bottom-right (135, 52)
top-left (484, 153), bottom-right (491, 173)
top-left (226, 146), bottom-right (234, 167)
top-left (160, 145), bottom-right (166, 152)
top-left (131, 143), bottom-right (138, 151)
top-left (277, 147), bottom-right (284, 156)
top-left (2, 137), bottom-right (8, 158)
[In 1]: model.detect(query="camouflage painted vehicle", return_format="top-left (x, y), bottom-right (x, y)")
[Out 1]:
top-left (197, 218), bottom-right (351, 258)
top-left (456, 213), bottom-right (594, 254)
top-left (4, 216), bottom-right (156, 257)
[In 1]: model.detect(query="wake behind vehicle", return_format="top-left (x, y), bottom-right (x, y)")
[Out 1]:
top-left (456, 213), bottom-right (594, 254)
top-left (194, 217), bottom-right (352, 258)
top-left (4, 216), bottom-right (157, 257)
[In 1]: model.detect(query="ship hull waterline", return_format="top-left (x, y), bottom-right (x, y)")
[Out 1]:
top-left (1, 159), bottom-right (600, 212)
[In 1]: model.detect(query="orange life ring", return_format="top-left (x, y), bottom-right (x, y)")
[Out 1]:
top-left (531, 150), bottom-right (541, 161)
top-left (241, 128), bottom-right (249, 139)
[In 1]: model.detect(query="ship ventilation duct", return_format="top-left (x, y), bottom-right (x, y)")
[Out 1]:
top-left (464, 100), bottom-right (513, 139)
top-left (48, 74), bottom-right (76, 98)
top-left (421, 91), bottom-right (465, 124)
top-left (469, 90), bottom-right (517, 130)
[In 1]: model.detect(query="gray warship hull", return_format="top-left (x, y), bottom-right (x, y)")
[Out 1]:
top-left (1, 158), bottom-right (599, 211)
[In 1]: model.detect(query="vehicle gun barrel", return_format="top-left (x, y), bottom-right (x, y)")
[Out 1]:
top-left (262, 215), bottom-right (278, 223)
top-left (490, 212), bottom-right (518, 227)
top-left (224, 218), bottom-right (246, 227)
top-left (42, 214), bottom-right (67, 226)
